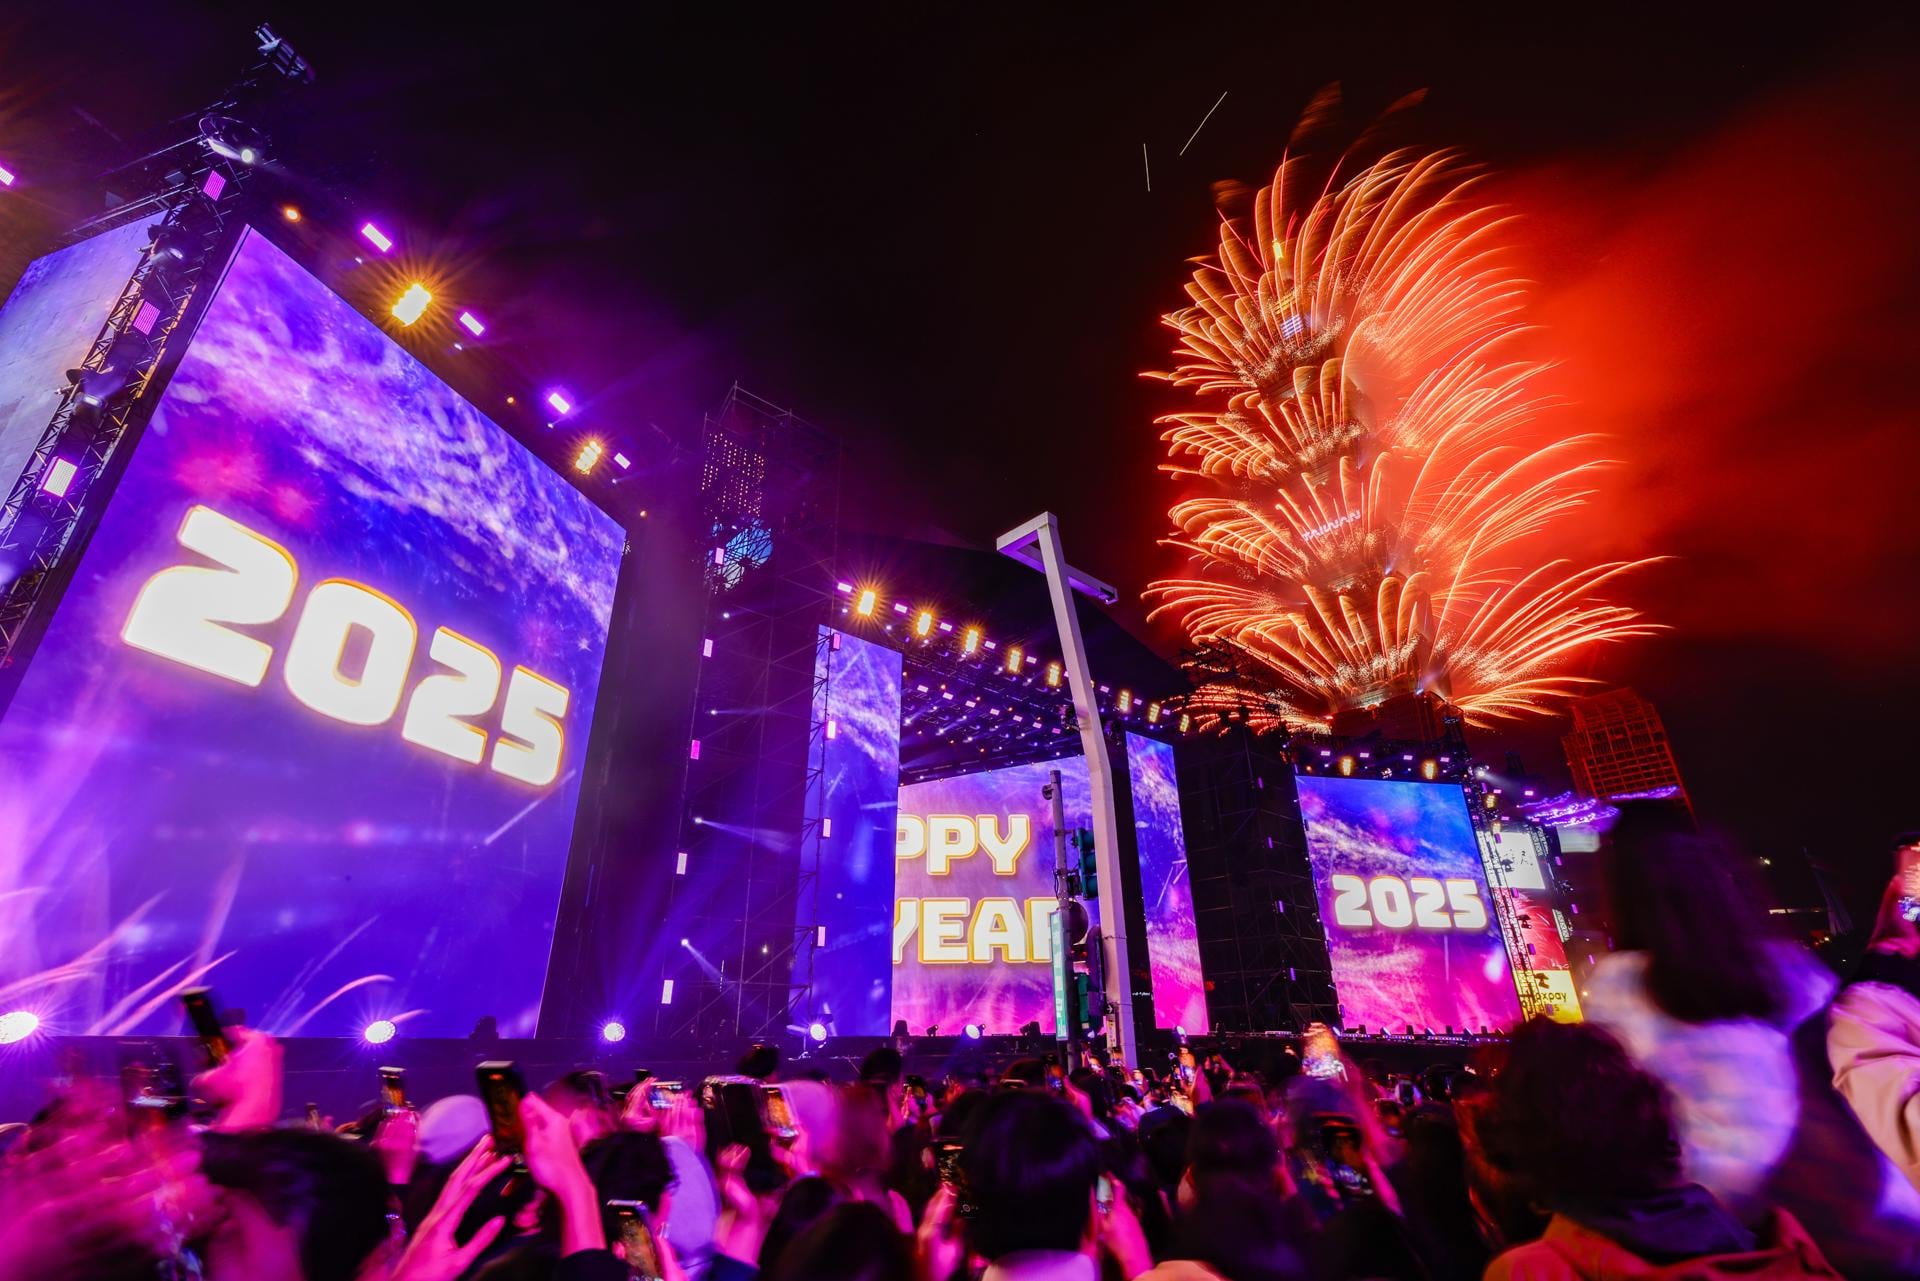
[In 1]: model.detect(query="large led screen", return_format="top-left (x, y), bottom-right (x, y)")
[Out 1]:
top-left (1485, 830), bottom-right (1582, 1021)
top-left (1297, 776), bottom-right (1521, 1033)
top-left (803, 628), bottom-right (903, 1035)
top-left (1125, 733), bottom-right (1207, 1033)
top-left (0, 228), bottom-right (625, 1038)
top-left (893, 757), bottom-right (1087, 1035)
top-left (0, 220), bottom-right (154, 537)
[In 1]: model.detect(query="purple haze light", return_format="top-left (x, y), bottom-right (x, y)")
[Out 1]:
top-left (457, 311), bottom-right (485, 337)
top-left (359, 223), bottom-right (394, 253)
top-left (362, 1019), bottom-right (397, 1045)
top-left (545, 390), bottom-right (572, 415)
top-left (600, 1020), bottom-right (627, 1043)
top-left (0, 163), bottom-right (15, 187)
top-left (0, 1010), bottom-right (40, 1043)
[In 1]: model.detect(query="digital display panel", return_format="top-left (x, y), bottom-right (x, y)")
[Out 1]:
top-left (1485, 829), bottom-right (1582, 1021)
top-left (892, 757), bottom-right (1087, 1035)
top-left (1297, 775), bottom-right (1521, 1033)
top-left (1125, 733), bottom-right (1207, 1033)
top-left (0, 220), bottom-right (153, 526)
top-left (0, 228), bottom-right (625, 1038)
top-left (803, 627), bottom-right (903, 1035)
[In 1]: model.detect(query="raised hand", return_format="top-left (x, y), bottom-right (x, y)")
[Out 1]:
top-left (713, 1143), bottom-right (783, 1264)
top-left (389, 1136), bottom-right (513, 1281)
top-left (520, 1092), bottom-right (605, 1255)
top-left (915, 1183), bottom-right (968, 1281)
top-left (0, 1111), bottom-right (215, 1277)
top-left (191, 1026), bottom-right (284, 1131)
top-left (1095, 1182), bottom-right (1153, 1281)
top-left (372, 1105), bottom-right (421, 1187)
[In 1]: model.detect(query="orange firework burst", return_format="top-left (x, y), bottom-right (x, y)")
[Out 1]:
top-left (1146, 144), bottom-right (1661, 733)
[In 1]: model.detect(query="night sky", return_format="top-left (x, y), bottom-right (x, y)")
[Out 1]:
top-left (4, 5), bottom-right (1918, 916)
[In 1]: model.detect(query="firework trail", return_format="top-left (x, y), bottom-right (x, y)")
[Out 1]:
top-left (1146, 131), bottom-right (1660, 731)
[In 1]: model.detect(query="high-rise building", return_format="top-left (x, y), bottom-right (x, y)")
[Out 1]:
top-left (1561, 688), bottom-right (1690, 810)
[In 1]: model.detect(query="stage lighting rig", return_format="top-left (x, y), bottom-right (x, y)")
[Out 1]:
top-left (253, 24), bottom-right (316, 86)
top-left (198, 115), bottom-right (270, 166)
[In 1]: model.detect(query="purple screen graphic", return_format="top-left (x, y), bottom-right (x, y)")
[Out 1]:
top-left (803, 627), bottom-right (903, 1034)
top-left (1125, 733), bottom-right (1207, 1034)
top-left (0, 228), bottom-right (624, 1038)
top-left (1297, 775), bottom-right (1521, 1034)
top-left (0, 220), bottom-right (152, 527)
top-left (893, 757), bottom-right (1088, 1035)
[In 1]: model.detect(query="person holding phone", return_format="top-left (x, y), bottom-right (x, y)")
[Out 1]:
top-left (958, 1089), bottom-right (1151, 1281)
top-left (192, 1024), bottom-right (284, 1132)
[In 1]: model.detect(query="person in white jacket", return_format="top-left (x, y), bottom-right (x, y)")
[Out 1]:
top-left (1582, 804), bottom-right (1920, 1280)
top-left (1828, 866), bottom-right (1920, 1190)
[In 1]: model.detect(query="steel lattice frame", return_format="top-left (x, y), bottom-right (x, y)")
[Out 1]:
top-left (0, 179), bottom-right (238, 678)
top-left (660, 384), bottom-right (844, 1045)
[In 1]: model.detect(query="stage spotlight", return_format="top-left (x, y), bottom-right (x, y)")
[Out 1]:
top-left (1147, 702), bottom-right (1161, 724)
top-left (1421, 759), bottom-right (1438, 780)
top-left (1338, 755), bottom-right (1355, 776)
top-left (807, 1022), bottom-right (828, 1043)
top-left (458, 311), bottom-right (485, 337)
top-left (359, 223), bottom-right (394, 253)
top-left (546, 390), bottom-right (573, 416)
top-left (612, 451), bottom-right (631, 469)
top-left (39, 458), bottom-right (78, 499)
top-left (573, 440), bottom-right (603, 474)
top-left (963, 627), bottom-right (980, 655)
top-left (1046, 662), bottom-right (1061, 688)
top-left (391, 283), bottom-right (432, 326)
top-left (914, 610), bottom-right (933, 638)
top-left (281, 205), bottom-right (300, 222)
top-left (1005, 646), bottom-right (1022, 673)
top-left (1117, 690), bottom-right (1132, 713)
top-left (0, 163), bottom-right (15, 187)
top-left (363, 1019), bottom-right (397, 1045)
top-left (660, 979), bottom-right (674, 1005)
top-left (855, 588), bottom-right (877, 617)
top-left (680, 938), bottom-right (690, 948)
top-left (68, 364), bottom-right (132, 406)
top-left (600, 1020), bottom-right (627, 1044)
top-left (0, 1010), bottom-right (40, 1043)
top-left (962, 1023), bottom-right (982, 1040)
top-left (199, 115), bottom-right (266, 165)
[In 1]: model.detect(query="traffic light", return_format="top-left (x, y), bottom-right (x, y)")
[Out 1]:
top-left (1079, 926), bottom-right (1106, 1034)
top-left (1071, 828), bottom-right (1097, 898)
top-left (1073, 972), bottom-right (1100, 1034)
top-left (1065, 924), bottom-right (1107, 1037)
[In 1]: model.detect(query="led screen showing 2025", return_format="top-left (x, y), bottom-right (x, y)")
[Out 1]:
top-left (0, 228), bottom-right (625, 1038)
top-left (1297, 775), bottom-right (1521, 1033)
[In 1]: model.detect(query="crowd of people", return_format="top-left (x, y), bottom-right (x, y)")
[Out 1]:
top-left (5, 808), bottom-right (1920, 1281)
